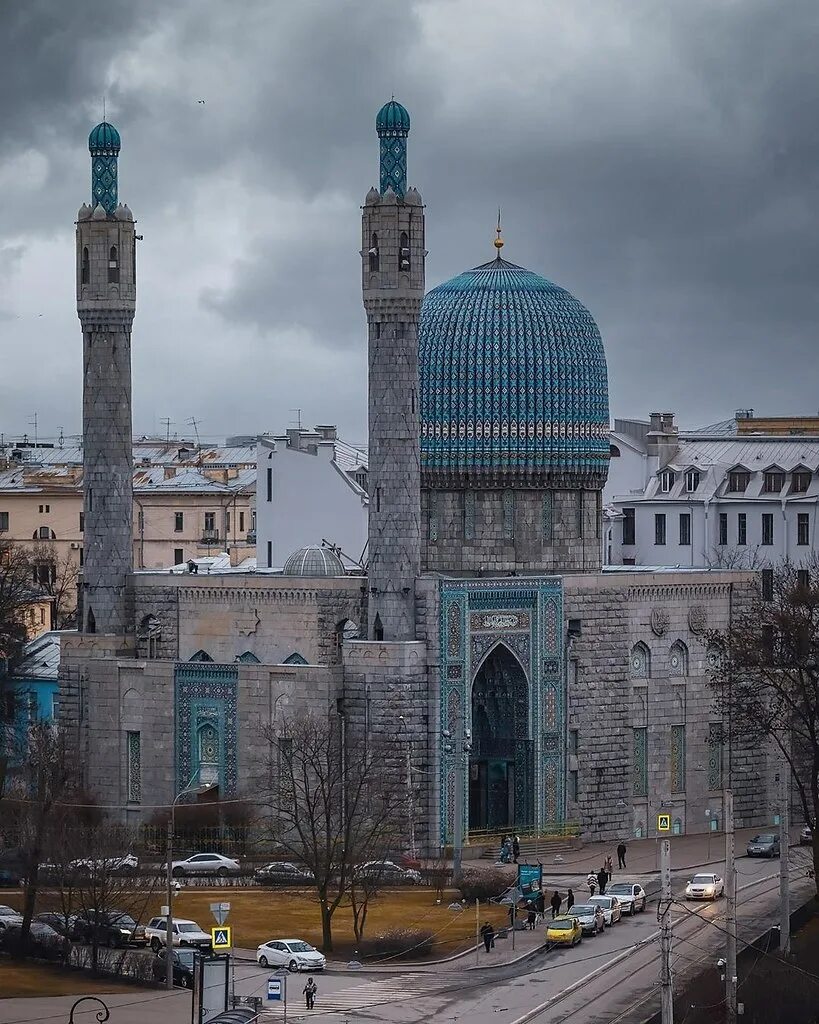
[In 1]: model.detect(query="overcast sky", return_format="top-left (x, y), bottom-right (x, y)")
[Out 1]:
top-left (1, 0), bottom-right (818, 446)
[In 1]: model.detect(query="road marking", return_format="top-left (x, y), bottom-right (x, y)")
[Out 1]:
top-left (259, 973), bottom-right (454, 1019)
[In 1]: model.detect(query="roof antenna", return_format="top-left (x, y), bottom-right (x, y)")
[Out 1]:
top-left (103, 95), bottom-right (106, 122)
top-left (494, 208), bottom-right (504, 256)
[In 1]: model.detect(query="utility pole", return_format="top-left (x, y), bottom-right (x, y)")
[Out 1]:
top-left (779, 759), bottom-right (790, 954)
top-left (444, 722), bottom-right (471, 884)
top-left (659, 838), bottom-right (674, 1024)
top-left (724, 789), bottom-right (738, 1024)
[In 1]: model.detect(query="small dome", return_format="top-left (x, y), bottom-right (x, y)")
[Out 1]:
top-left (365, 186), bottom-right (380, 205)
top-left (376, 99), bottom-right (410, 136)
top-left (91, 203), bottom-right (108, 220)
top-left (282, 545), bottom-right (345, 577)
top-left (77, 203), bottom-right (93, 220)
top-left (89, 121), bottom-right (121, 155)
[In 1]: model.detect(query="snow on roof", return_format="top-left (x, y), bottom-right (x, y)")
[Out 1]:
top-left (12, 631), bottom-right (65, 680)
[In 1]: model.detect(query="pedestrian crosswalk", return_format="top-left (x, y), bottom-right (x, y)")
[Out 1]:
top-left (258, 973), bottom-right (453, 1020)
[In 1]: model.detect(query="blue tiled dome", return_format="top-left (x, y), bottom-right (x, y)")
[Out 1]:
top-left (419, 256), bottom-right (609, 486)
top-left (88, 121), bottom-right (121, 154)
top-left (376, 99), bottom-right (410, 136)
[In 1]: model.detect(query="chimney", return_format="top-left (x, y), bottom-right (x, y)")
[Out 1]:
top-left (646, 411), bottom-right (679, 466)
top-left (315, 424), bottom-right (337, 441)
top-left (164, 467), bottom-right (176, 480)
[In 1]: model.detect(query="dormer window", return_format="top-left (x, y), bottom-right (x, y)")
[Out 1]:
top-left (399, 231), bottom-right (410, 271)
top-left (791, 469), bottom-right (812, 493)
top-left (368, 232), bottom-right (379, 272)
top-left (727, 468), bottom-right (750, 493)
top-left (108, 244), bottom-right (119, 284)
top-left (659, 470), bottom-right (675, 493)
top-left (685, 469), bottom-right (700, 492)
top-left (762, 469), bottom-right (785, 493)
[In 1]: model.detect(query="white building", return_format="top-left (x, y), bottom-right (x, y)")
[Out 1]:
top-left (607, 412), bottom-right (819, 570)
top-left (255, 425), bottom-right (368, 569)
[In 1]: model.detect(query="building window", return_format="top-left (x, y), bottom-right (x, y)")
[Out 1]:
top-left (503, 490), bottom-right (515, 538)
top-left (707, 724), bottom-right (723, 791)
top-left (266, 467), bottom-right (273, 502)
top-left (763, 470), bottom-right (785, 493)
top-left (679, 513), bottom-right (691, 546)
top-left (576, 491), bottom-right (584, 536)
top-left (0, 512), bottom-right (7, 532)
top-left (79, 547), bottom-right (83, 567)
top-left (267, 541), bottom-right (272, 568)
top-left (685, 469), bottom-right (700, 492)
top-left (464, 491), bottom-right (476, 541)
top-left (761, 567), bottom-right (774, 601)
top-left (569, 729), bottom-right (579, 754)
top-left (654, 513), bottom-right (666, 545)
top-left (797, 512), bottom-right (809, 546)
top-left (239, 511), bottom-right (245, 533)
top-left (797, 568), bottom-right (810, 590)
top-left (376, 488), bottom-right (382, 514)
top-left (138, 509), bottom-right (144, 532)
top-left (225, 510), bottom-right (231, 534)
top-left (791, 471), bottom-right (811, 493)
top-left (633, 728), bottom-right (647, 797)
top-left (81, 246), bottom-right (89, 285)
top-left (174, 512), bottom-right (184, 532)
top-left (33, 564), bottom-right (55, 585)
top-left (630, 642), bottom-right (650, 678)
top-left (718, 513), bottom-right (728, 546)
top-left (672, 817), bottom-right (683, 835)
top-left (369, 232), bottom-right (379, 272)
top-left (569, 770), bottom-right (578, 802)
top-left (622, 508), bottom-right (635, 546)
top-left (79, 511), bottom-right (84, 533)
top-left (174, 548), bottom-right (183, 565)
top-left (38, 504), bottom-right (50, 514)
top-left (737, 513), bottom-right (747, 545)
top-left (542, 492), bottom-right (553, 542)
top-left (727, 469), bottom-right (750, 493)
top-left (399, 231), bottom-right (410, 270)
top-left (658, 470), bottom-right (674, 493)
top-left (761, 513), bottom-right (774, 546)
top-left (108, 245), bottom-right (119, 284)
top-left (670, 725), bottom-right (685, 793)
top-left (669, 640), bottom-right (688, 676)
top-left (126, 731), bottom-right (141, 803)
top-left (204, 511), bottom-right (216, 532)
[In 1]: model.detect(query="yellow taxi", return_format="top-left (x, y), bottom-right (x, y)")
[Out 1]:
top-left (546, 915), bottom-right (583, 947)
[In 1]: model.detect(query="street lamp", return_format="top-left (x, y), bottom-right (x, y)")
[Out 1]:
top-left (443, 722), bottom-right (472, 884)
top-left (166, 771), bottom-right (206, 991)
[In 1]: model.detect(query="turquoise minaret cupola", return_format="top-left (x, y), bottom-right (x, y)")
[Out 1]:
top-left (89, 121), bottom-right (121, 215)
top-left (376, 99), bottom-right (410, 196)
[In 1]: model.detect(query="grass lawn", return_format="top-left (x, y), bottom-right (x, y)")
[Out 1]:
top-left (0, 960), bottom-right (132, 998)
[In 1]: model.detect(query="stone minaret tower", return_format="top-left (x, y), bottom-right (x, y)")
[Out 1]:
top-left (361, 100), bottom-right (425, 640)
top-left (76, 122), bottom-right (136, 636)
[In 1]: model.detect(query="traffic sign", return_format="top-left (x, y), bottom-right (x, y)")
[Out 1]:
top-left (211, 925), bottom-right (232, 950)
top-left (210, 901), bottom-right (231, 925)
top-left (658, 813), bottom-right (671, 832)
top-left (267, 977), bottom-right (283, 1002)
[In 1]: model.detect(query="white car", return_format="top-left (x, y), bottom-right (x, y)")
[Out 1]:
top-left (171, 853), bottom-right (241, 878)
top-left (589, 894), bottom-right (622, 926)
top-left (0, 906), bottom-right (23, 933)
top-left (69, 854), bottom-right (138, 875)
top-left (685, 873), bottom-right (724, 900)
top-left (145, 916), bottom-right (213, 951)
top-left (257, 938), bottom-right (326, 972)
top-left (605, 882), bottom-right (647, 914)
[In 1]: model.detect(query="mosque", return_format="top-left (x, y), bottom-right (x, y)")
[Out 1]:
top-left (60, 102), bottom-right (775, 850)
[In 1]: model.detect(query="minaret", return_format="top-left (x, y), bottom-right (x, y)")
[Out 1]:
top-left (361, 100), bottom-right (425, 640)
top-left (76, 122), bottom-right (136, 636)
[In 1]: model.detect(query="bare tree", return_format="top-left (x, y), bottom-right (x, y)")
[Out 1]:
top-left (29, 542), bottom-right (79, 629)
top-left (264, 711), bottom-right (404, 952)
top-left (0, 541), bottom-right (35, 798)
top-left (706, 560), bottom-right (819, 895)
top-left (706, 544), bottom-right (765, 570)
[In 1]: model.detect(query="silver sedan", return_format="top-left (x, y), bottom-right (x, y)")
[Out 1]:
top-left (589, 894), bottom-right (622, 926)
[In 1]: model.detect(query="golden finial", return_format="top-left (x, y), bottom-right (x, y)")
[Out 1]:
top-left (494, 208), bottom-right (504, 251)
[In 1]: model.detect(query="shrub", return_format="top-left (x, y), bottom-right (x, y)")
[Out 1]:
top-left (358, 928), bottom-right (435, 959)
top-left (456, 868), bottom-right (510, 903)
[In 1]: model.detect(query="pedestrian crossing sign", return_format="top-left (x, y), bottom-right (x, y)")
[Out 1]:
top-left (211, 926), bottom-right (231, 950)
top-left (658, 813), bottom-right (671, 832)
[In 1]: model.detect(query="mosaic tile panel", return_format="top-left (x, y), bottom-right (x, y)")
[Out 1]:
top-left (670, 725), bottom-right (686, 794)
top-left (174, 664), bottom-right (238, 795)
top-left (633, 727), bottom-right (647, 797)
top-left (707, 724), bottom-right (723, 791)
top-left (126, 730), bottom-right (141, 803)
top-left (464, 491), bottom-right (476, 541)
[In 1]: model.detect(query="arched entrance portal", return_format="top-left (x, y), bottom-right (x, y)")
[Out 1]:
top-left (469, 645), bottom-right (532, 830)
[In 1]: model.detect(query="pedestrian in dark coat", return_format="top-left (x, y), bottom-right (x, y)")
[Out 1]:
top-left (617, 842), bottom-right (627, 869)
top-left (550, 890), bottom-right (562, 919)
top-left (303, 978), bottom-right (317, 1010)
top-left (480, 921), bottom-right (495, 953)
top-left (597, 868), bottom-right (608, 895)
top-left (512, 835), bottom-right (520, 863)
top-left (566, 888), bottom-right (575, 912)
top-left (527, 908), bottom-right (537, 930)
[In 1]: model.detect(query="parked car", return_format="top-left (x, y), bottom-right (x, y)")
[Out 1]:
top-left (35, 912), bottom-right (76, 937)
top-left (1, 920), bottom-right (69, 958)
top-left (152, 948), bottom-right (197, 988)
top-left (353, 860), bottom-right (422, 885)
top-left (69, 854), bottom-right (139, 876)
top-left (545, 915), bottom-right (582, 947)
top-left (589, 894), bottom-right (622, 926)
top-left (0, 868), bottom-right (21, 887)
top-left (72, 909), bottom-right (143, 948)
top-left (145, 917), bottom-right (212, 952)
top-left (567, 903), bottom-right (606, 936)
top-left (746, 834), bottom-right (780, 858)
top-left (604, 882), bottom-right (647, 914)
top-left (254, 862), bottom-right (315, 886)
top-left (800, 824), bottom-right (813, 846)
top-left (256, 938), bottom-right (326, 972)
top-left (684, 873), bottom-right (724, 900)
top-left (170, 853), bottom-right (241, 878)
top-left (0, 906), bottom-right (24, 934)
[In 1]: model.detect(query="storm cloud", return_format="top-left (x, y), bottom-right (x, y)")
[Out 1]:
top-left (1, 0), bottom-right (818, 444)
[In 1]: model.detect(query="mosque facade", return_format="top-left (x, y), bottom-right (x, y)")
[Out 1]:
top-left (60, 105), bottom-right (777, 849)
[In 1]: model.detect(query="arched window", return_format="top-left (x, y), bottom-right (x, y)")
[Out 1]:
top-left (81, 246), bottom-right (89, 285)
top-left (197, 722), bottom-right (220, 785)
top-left (189, 650), bottom-right (214, 662)
top-left (634, 822), bottom-right (644, 839)
top-left (108, 244), bottom-right (119, 284)
top-left (706, 645), bottom-right (723, 671)
top-left (86, 606), bottom-right (96, 634)
top-left (668, 640), bottom-right (689, 676)
top-left (672, 817), bottom-right (683, 835)
top-left (334, 619), bottom-right (359, 650)
top-left (372, 613), bottom-right (384, 642)
top-left (369, 232), bottom-right (379, 272)
top-left (399, 231), bottom-right (410, 271)
top-left (236, 651), bottom-right (260, 663)
top-left (283, 652), bottom-right (307, 665)
top-left (630, 642), bottom-right (650, 678)
top-left (139, 614), bottom-right (161, 659)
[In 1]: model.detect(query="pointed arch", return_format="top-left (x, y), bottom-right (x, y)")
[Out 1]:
top-left (236, 651), bottom-right (260, 663)
top-left (81, 246), bottom-right (89, 284)
top-left (369, 232), bottom-right (379, 272)
top-left (188, 650), bottom-right (213, 662)
top-left (283, 652), bottom-right (307, 665)
top-left (668, 640), bottom-right (689, 676)
top-left (108, 244), bottom-right (119, 283)
top-left (372, 613), bottom-right (384, 641)
top-left (471, 638), bottom-right (530, 683)
top-left (630, 642), bottom-right (650, 678)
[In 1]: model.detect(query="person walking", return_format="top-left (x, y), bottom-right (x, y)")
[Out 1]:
top-left (550, 890), bottom-right (562, 919)
top-left (303, 977), bottom-right (317, 1010)
top-left (617, 841), bottom-right (627, 870)
top-left (587, 871), bottom-right (598, 896)
top-left (480, 921), bottom-right (495, 953)
top-left (566, 887), bottom-right (575, 912)
top-left (605, 854), bottom-right (614, 877)
top-left (597, 867), bottom-right (608, 895)
top-left (527, 907), bottom-right (537, 930)
top-left (512, 834), bottom-right (520, 864)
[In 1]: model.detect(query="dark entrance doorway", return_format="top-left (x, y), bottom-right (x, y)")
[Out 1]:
top-left (469, 644), bottom-right (532, 830)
